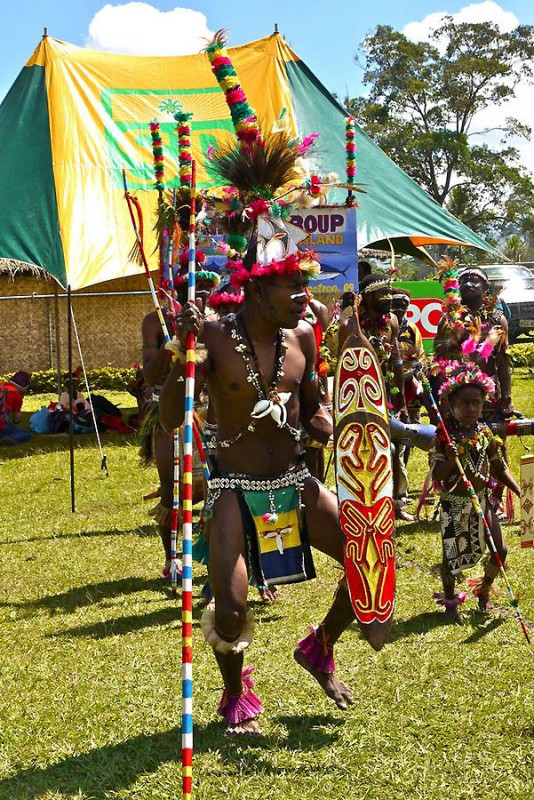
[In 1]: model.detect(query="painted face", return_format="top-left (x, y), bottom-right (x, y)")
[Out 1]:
top-left (391, 295), bottom-right (409, 323)
top-left (260, 272), bottom-right (310, 328)
top-left (459, 274), bottom-right (486, 302)
top-left (368, 287), bottom-right (392, 315)
top-left (448, 384), bottom-right (485, 426)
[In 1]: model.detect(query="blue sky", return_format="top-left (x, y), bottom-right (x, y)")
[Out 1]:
top-left (1, 1), bottom-right (533, 169)
top-left (1, 0), bottom-right (532, 100)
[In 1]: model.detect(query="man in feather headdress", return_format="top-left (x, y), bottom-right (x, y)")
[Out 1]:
top-left (159, 212), bottom-right (389, 736)
top-left (434, 266), bottom-right (512, 419)
top-left (160, 28), bottom-right (391, 737)
top-left (433, 263), bottom-right (513, 518)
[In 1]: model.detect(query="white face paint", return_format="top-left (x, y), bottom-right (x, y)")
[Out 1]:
top-left (290, 291), bottom-right (308, 301)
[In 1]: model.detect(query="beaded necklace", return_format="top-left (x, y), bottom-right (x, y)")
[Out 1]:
top-left (360, 313), bottom-right (393, 365)
top-left (360, 311), bottom-right (397, 393)
top-left (447, 420), bottom-right (492, 489)
top-left (207, 313), bottom-right (302, 450)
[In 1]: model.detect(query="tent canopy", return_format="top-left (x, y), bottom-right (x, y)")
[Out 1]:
top-left (0, 33), bottom-right (495, 290)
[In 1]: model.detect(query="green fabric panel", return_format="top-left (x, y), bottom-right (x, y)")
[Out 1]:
top-left (0, 65), bottom-right (66, 286)
top-left (285, 59), bottom-right (494, 256)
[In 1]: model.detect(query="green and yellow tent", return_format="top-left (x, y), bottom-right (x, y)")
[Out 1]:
top-left (0, 32), bottom-right (494, 289)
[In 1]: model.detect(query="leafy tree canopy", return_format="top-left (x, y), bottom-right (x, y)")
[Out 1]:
top-left (347, 19), bottom-right (534, 250)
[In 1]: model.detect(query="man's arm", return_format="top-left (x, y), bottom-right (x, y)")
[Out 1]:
top-left (159, 302), bottom-right (206, 432)
top-left (389, 315), bottom-right (408, 420)
top-left (308, 297), bottom-right (331, 332)
top-left (141, 312), bottom-right (172, 388)
top-left (495, 315), bottom-right (512, 417)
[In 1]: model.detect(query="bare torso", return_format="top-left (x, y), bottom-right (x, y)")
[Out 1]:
top-left (204, 314), bottom-right (313, 476)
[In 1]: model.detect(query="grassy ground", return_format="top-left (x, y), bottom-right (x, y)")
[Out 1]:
top-left (1, 381), bottom-right (534, 800)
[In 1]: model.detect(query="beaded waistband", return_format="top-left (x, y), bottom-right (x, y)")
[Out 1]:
top-left (207, 465), bottom-right (310, 493)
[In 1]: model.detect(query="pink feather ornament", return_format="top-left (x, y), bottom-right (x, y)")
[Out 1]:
top-left (461, 337), bottom-right (478, 355)
top-left (477, 339), bottom-right (495, 361)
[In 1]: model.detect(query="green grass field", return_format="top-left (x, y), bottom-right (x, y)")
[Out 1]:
top-left (1, 379), bottom-right (534, 800)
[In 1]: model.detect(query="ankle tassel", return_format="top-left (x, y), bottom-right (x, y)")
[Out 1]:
top-left (296, 625), bottom-right (335, 674)
top-left (218, 666), bottom-right (264, 725)
top-left (433, 592), bottom-right (467, 609)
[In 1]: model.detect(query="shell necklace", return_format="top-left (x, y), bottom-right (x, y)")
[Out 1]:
top-left (209, 313), bottom-right (301, 450)
top-left (235, 313), bottom-right (293, 429)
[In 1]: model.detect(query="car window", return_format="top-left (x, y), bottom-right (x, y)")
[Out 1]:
top-left (480, 266), bottom-right (534, 289)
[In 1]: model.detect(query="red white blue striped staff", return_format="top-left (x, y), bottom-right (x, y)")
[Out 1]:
top-left (181, 159), bottom-right (197, 800)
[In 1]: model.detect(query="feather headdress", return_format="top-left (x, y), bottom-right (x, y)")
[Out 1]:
top-left (438, 360), bottom-right (495, 399)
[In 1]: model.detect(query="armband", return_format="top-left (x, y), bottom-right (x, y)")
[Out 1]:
top-left (165, 337), bottom-right (187, 364)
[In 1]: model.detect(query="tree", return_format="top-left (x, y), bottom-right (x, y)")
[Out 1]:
top-left (348, 19), bottom-right (534, 244)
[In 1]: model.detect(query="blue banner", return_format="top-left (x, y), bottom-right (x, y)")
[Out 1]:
top-left (289, 206), bottom-right (358, 295)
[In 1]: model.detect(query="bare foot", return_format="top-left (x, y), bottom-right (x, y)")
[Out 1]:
top-left (225, 718), bottom-right (263, 737)
top-left (258, 585), bottom-right (280, 603)
top-left (478, 593), bottom-right (494, 612)
top-left (293, 648), bottom-right (353, 710)
top-left (444, 606), bottom-right (462, 625)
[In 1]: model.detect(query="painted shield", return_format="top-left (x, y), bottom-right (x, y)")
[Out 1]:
top-left (334, 328), bottom-right (395, 629)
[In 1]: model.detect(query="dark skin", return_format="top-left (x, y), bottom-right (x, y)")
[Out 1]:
top-left (434, 274), bottom-right (512, 418)
top-left (160, 271), bottom-right (388, 735)
top-left (432, 385), bottom-right (519, 622)
top-left (304, 295), bottom-right (331, 480)
top-left (338, 288), bottom-right (408, 421)
top-left (141, 308), bottom-right (178, 570)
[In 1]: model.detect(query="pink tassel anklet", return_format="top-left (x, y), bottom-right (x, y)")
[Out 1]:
top-left (433, 592), bottom-right (467, 609)
top-left (217, 666), bottom-right (264, 725)
top-left (296, 625), bottom-right (335, 673)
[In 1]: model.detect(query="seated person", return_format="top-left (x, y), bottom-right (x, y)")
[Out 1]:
top-left (0, 371), bottom-right (32, 444)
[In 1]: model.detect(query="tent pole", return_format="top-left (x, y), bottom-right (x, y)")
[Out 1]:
top-left (67, 285), bottom-right (75, 513)
top-left (53, 282), bottom-right (62, 398)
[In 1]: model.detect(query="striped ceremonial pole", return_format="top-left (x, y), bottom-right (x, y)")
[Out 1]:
top-left (422, 376), bottom-right (531, 647)
top-left (181, 159), bottom-right (197, 799)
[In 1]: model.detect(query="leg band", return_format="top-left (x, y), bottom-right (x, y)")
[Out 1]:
top-left (296, 624), bottom-right (335, 674)
top-left (433, 592), bottom-right (467, 609)
top-left (200, 608), bottom-right (254, 654)
top-left (148, 502), bottom-right (173, 526)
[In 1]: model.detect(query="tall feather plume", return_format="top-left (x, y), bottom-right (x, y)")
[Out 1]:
top-left (208, 132), bottom-right (302, 201)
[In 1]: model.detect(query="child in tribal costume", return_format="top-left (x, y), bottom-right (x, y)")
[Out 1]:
top-left (429, 363), bottom-right (520, 623)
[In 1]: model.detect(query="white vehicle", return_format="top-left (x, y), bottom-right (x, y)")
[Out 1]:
top-left (461, 264), bottom-right (534, 344)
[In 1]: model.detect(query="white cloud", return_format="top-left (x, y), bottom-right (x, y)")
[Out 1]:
top-left (403, 2), bottom-right (534, 177)
top-left (85, 3), bottom-right (213, 55)
top-left (403, 1), bottom-right (518, 43)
